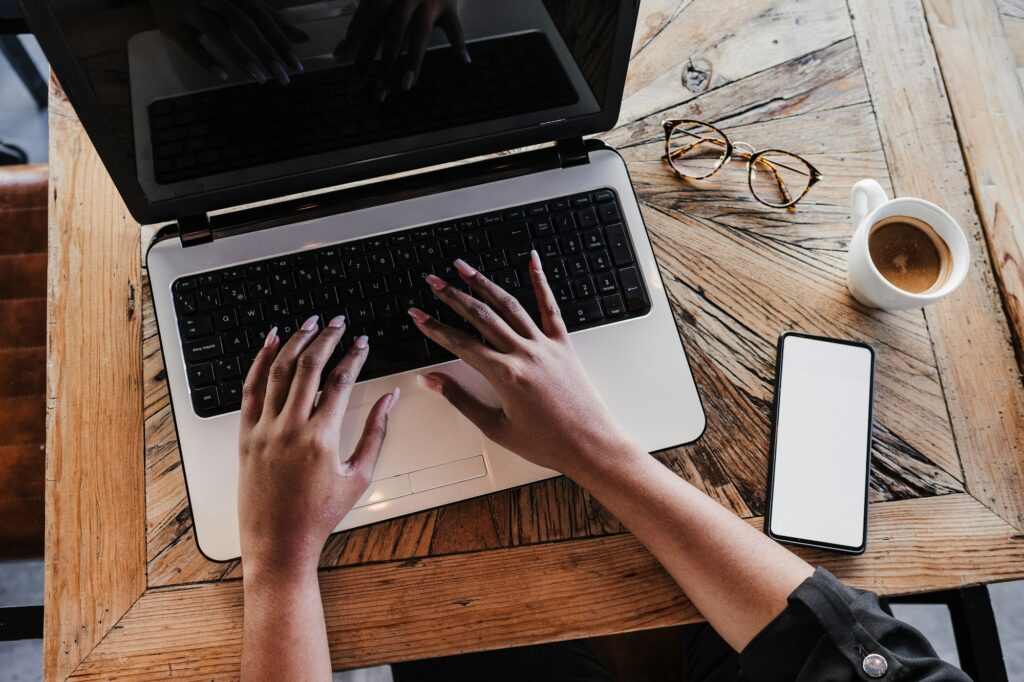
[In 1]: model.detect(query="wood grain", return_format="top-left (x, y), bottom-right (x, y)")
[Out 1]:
top-left (70, 494), bottom-right (1024, 679)
top-left (44, 76), bottom-right (147, 681)
top-left (850, 0), bottom-right (1024, 531)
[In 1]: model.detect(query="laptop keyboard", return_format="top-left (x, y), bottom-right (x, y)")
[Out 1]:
top-left (148, 32), bottom-right (578, 185)
top-left (171, 188), bottom-right (651, 418)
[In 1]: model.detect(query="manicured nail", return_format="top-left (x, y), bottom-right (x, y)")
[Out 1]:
top-left (287, 52), bottom-right (304, 72)
top-left (269, 60), bottom-right (291, 86)
top-left (246, 61), bottom-right (269, 84)
top-left (386, 387), bottom-right (401, 414)
top-left (355, 335), bottom-right (369, 349)
top-left (460, 49), bottom-right (472, 65)
top-left (453, 258), bottom-right (476, 277)
top-left (417, 374), bottom-right (442, 392)
top-left (375, 80), bottom-right (390, 102)
top-left (424, 274), bottom-right (446, 291)
top-left (530, 249), bottom-right (541, 271)
top-left (264, 326), bottom-right (278, 348)
top-left (401, 69), bottom-right (415, 91)
top-left (407, 307), bottom-right (429, 323)
top-left (211, 65), bottom-right (229, 81)
top-left (328, 314), bottom-right (346, 329)
top-left (301, 315), bottom-right (319, 331)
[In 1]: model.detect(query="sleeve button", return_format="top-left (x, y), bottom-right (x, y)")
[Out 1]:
top-left (862, 653), bottom-right (889, 678)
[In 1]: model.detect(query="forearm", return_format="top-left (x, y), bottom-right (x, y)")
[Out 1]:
top-left (568, 438), bottom-right (813, 652)
top-left (242, 563), bottom-right (332, 681)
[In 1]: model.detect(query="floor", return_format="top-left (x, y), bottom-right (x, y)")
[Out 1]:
top-left (3, 34), bottom-right (1023, 682)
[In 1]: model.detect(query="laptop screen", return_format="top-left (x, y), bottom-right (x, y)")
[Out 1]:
top-left (31, 0), bottom-right (633, 224)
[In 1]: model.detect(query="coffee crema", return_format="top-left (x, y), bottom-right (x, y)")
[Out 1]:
top-left (867, 216), bottom-right (952, 294)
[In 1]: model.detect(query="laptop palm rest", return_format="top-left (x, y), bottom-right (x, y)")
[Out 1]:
top-left (338, 387), bottom-right (489, 507)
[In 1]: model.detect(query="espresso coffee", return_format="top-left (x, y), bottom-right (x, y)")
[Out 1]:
top-left (867, 216), bottom-right (951, 294)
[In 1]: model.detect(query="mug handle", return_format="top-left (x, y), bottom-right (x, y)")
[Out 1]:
top-left (851, 179), bottom-right (888, 226)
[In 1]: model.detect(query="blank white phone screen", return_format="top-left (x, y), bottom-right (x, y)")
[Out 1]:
top-left (769, 335), bottom-right (874, 549)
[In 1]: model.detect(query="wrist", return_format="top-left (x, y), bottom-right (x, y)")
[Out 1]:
top-left (562, 430), bottom-right (647, 487)
top-left (242, 542), bottom-right (322, 591)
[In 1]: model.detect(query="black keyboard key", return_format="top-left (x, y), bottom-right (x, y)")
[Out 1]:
top-left (389, 232), bottom-right (411, 245)
top-left (341, 242), bottom-right (363, 255)
top-left (174, 292), bottom-right (198, 315)
top-left (481, 212), bottom-right (503, 226)
top-left (593, 189), bottom-right (615, 203)
top-left (387, 270), bottom-right (413, 291)
top-left (394, 317), bottom-right (417, 340)
top-left (576, 206), bottom-right (599, 229)
top-left (219, 380), bottom-right (243, 405)
top-left (269, 256), bottom-right (292, 270)
top-left (289, 290), bottom-right (315, 313)
top-left (563, 298), bottom-right (603, 325)
top-left (491, 221), bottom-right (530, 246)
top-left (456, 217), bottom-right (478, 230)
top-left (192, 386), bottom-right (219, 413)
top-left (180, 314), bottom-right (213, 339)
top-left (582, 228), bottom-right (604, 250)
top-left (277, 318), bottom-right (301, 341)
top-left (561, 235), bottom-right (583, 255)
top-left (595, 272), bottom-right (618, 294)
top-left (188, 362), bottom-right (215, 387)
top-left (589, 250), bottom-right (612, 272)
top-left (464, 231), bottom-right (489, 251)
top-left (508, 245), bottom-right (533, 265)
top-left (197, 272), bottom-right (221, 286)
top-left (213, 309), bottom-right (238, 331)
top-left (530, 216), bottom-right (554, 238)
top-left (504, 208), bottom-right (526, 221)
top-left (365, 275), bottom-right (388, 297)
top-left (538, 238), bottom-right (560, 259)
top-left (249, 326), bottom-right (274, 347)
top-left (369, 251), bottom-right (394, 272)
top-left (345, 256), bottom-right (370, 277)
top-left (196, 288), bottom-right (221, 311)
top-left (412, 226), bottom-right (435, 240)
top-left (572, 276), bottom-right (596, 299)
top-left (223, 267), bottom-right (245, 281)
top-left (174, 277), bottom-right (196, 292)
top-left (492, 268), bottom-right (520, 291)
top-left (393, 245), bottom-right (418, 268)
top-left (567, 254), bottom-right (589, 277)
top-left (319, 261), bottom-right (345, 282)
top-left (417, 241), bottom-right (442, 262)
top-left (599, 202), bottom-right (621, 223)
top-left (440, 235), bottom-right (466, 257)
top-left (237, 302), bottom-right (265, 325)
top-left (223, 329), bottom-right (251, 352)
top-left (214, 356), bottom-right (241, 380)
top-left (553, 282), bottom-right (574, 303)
top-left (605, 224), bottom-right (634, 266)
top-left (554, 212), bottom-right (576, 233)
top-left (603, 294), bottom-right (625, 317)
top-left (546, 259), bottom-right (568, 280)
top-left (396, 290), bottom-right (424, 312)
top-left (313, 286), bottom-right (339, 308)
top-left (366, 237), bottom-right (387, 251)
top-left (483, 249), bottom-right (508, 271)
top-left (221, 282), bottom-right (246, 304)
top-left (550, 198), bottom-right (571, 212)
top-left (316, 246), bottom-right (343, 261)
top-left (184, 336), bottom-right (222, 361)
top-left (365, 322), bottom-right (393, 344)
top-left (349, 301), bottom-right (374, 325)
top-left (246, 262), bottom-right (269, 276)
top-left (527, 203), bottom-right (548, 216)
top-left (294, 267), bottom-right (321, 288)
top-left (372, 296), bottom-right (399, 319)
top-left (338, 281), bottom-right (363, 303)
top-left (617, 267), bottom-right (647, 312)
top-left (270, 271), bottom-right (295, 294)
top-left (249, 278), bottom-right (272, 299)
top-left (265, 297), bottom-right (292, 319)
top-left (571, 193), bottom-right (593, 207)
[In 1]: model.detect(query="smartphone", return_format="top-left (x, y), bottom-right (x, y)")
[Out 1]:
top-left (765, 332), bottom-right (876, 554)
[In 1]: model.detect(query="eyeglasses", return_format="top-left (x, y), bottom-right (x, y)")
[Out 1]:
top-left (661, 119), bottom-right (822, 210)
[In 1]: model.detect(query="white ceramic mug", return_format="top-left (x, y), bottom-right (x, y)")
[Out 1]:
top-left (846, 179), bottom-right (970, 310)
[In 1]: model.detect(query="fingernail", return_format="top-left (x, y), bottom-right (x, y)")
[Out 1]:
top-left (264, 326), bottom-right (278, 348)
top-left (460, 49), bottom-right (472, 65)
top-left (246, 62), bottom-right (269, 84)
top-left (269, 61), bottom-right (291, 86)
top-left (376, 80), bottom-right (390, 102)
top-left (287, 52), bottom-right (304, 72)
top-left (530, 249), bottom-right (541, 270)
top-left (407, 307), bottom-right (429, 323)
top-left (453, 258), bottom-right (476, 277)
top-left (386, 387), bottom-right (401, 414)
top-left (355, 335), bottom-right (369, 349)
top-left (301, 315), bottom-right (319, 331)
top-left (424, 274), bottom-right (446, 291)
top-left (211, 65), bottom-right (229, 81)
top-left (417, 374), bottom-right (442, 392)
top-left (401, 69), bottom-right (415, 90)
top-left (328, 314), bottom-right (346, 329)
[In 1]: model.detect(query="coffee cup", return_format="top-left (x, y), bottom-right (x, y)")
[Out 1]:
top-left (846, 179), bottom-right (969, 310)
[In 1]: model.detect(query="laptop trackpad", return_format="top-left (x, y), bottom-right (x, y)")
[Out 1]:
top-left (338, 389), bottom-right (485, 481)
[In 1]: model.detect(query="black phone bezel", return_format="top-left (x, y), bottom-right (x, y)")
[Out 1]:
top-left (764, 331), bottom-right (876, 555)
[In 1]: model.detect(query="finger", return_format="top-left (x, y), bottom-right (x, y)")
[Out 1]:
top-left (313, 333), bottom-right (370, 425)
top-left (272, 11), bottom-right (310, 44)
top-left (263, 315), bottom-right (321, 415)
top-left (344, 389), bottom-right (399, 480)
top-left (453, 257), bottom-right (538, 339)
top-left (425, 270), bottom-right (522, 352)
top-left (402, 6), bottom-right (435, 89)
top-left (251, 7), bottom-right (307, 71)
top-left (209, 0), bottom-right (291, 84)
top-left (529, 250), bottom-right (568, 339)
top-left (439, 10), bottom-right (470, 64)
top-left (351, 3), bottom-right (392, 93)
top-left (418, 373), bottom-right (505, 437)
top-left (191, 9), bottom-right (270, 83)
top-left (240, 325), bottom-right (280, 430)
top-left (378, 1), bottom-right (420, 91)
top-left (407, 306), bottom-right (504, 375)
top-left (178, 34), bottom-right (230, 80)
top-left (283, 315), bottom-right (347, 417)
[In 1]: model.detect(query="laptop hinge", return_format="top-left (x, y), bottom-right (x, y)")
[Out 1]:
top-left (177, 212), bottom-right (213, 247)
top-left (556, 137), bottom-right (590, 168)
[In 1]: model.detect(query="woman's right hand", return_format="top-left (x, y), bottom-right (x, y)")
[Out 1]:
top-left (407, 252), bottom-right (635, 478)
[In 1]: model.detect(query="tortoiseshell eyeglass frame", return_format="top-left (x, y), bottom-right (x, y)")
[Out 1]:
top-left (661, 119), bottom-right (823, 211)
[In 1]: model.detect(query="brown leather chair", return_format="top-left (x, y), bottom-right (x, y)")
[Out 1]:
top-left (0, 163), bottom-right (47, 559)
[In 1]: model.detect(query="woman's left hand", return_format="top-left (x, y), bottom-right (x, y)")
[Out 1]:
top-left (238, 315), bottom-right (399, 576)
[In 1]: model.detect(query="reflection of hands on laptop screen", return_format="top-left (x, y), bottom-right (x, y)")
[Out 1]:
top-left (149, 0), bottom-right (309, 85)
top-left (334, 0), bottom-right (469, 100)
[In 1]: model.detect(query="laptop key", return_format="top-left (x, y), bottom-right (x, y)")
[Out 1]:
top-left (603, 294), bottom-right (626, 317)
top-left (491, 221), bottom-right (530, 246)
top-left (617, 267), bottom-right (647, 312)
top-left (599, 202), bottom-right (621, 223)
top-left (187, 362), bottom-right (215, 387)
top-left (213, 356), bottom-right (240, 380)
top-left (192, 386), bottom-right (219, 413)
top-left (180, 314), bottom-right (213, 339)
top-left (219, 380), bottom-right (243, 406)
top-left (576, 206), bottom-right (599, 229)
top-left (589, 250), bottom-right (612, 271)
top-left (595, 272), bottom-right (618, 294)
top-left (604, 224), bottom-right (634, 266)
top-left (563, 298), bottom-right (603, 326)
top-left (184, 336), bottom-right (222, 361)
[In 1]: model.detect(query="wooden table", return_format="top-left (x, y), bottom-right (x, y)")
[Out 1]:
top-left (44, 0), bottom-right (1024, 679)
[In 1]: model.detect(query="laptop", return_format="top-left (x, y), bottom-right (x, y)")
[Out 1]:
top-left (27, 0), bottom-right (706, 561)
